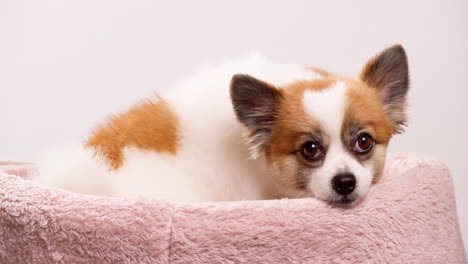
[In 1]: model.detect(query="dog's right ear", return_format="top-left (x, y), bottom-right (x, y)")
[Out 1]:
top-left (230, 74), bottom-right (284, 157)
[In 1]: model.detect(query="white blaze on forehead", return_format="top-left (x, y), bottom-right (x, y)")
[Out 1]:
top-left (303, 81), bottom-right (347, 140)
top-left (302, 81), bottom-right (374, 200)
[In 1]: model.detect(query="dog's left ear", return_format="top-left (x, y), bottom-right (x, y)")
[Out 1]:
top-left (230, 74), bottom-right (283, 158)
top-left (360, 44), bottom-right (410, 134)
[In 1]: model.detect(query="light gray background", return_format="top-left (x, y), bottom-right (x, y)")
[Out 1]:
top-left (2, 0), bottom-right (467, 249)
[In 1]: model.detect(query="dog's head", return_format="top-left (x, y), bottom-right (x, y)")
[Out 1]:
top-left (230, 45), bottom-right (409, 205)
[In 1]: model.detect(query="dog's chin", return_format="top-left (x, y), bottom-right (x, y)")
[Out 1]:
top-left (326, 194), bottom-right (360, 207)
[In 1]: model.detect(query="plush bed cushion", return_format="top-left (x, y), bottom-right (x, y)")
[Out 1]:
top-left (0, 155), bottom-right (466, 264)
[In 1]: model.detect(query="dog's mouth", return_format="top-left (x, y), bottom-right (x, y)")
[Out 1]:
top-left (327, 194), bottom-right (359, 207)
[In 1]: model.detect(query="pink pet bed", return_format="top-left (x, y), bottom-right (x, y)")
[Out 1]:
top-left (0, 155), bottom-right (466, 263)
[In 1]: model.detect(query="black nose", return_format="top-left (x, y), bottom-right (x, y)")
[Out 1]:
top-left (332, 173), bottom-right (356, 195)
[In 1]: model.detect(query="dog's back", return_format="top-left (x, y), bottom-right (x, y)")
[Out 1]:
top-left (36, 54), bottom-right (321, 201)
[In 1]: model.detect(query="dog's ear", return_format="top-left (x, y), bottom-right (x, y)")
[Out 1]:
top-left (360, 44), bottom-right (410, 134)
top-left (230, 74), bottom-right (283, 157)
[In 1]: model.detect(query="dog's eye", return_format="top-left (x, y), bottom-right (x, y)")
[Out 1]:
top-left (300, 141), bottom-right (324, 161)
top-left (353, 133), bottom-right (374, 154)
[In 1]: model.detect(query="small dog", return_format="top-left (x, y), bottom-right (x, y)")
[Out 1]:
top-left (37, 45), bottom-right (410, 205)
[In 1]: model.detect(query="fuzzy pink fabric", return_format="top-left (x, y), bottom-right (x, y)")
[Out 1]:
top-left (0, 155), bottom-right (466, 264)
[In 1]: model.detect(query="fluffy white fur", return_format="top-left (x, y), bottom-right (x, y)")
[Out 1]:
top-left (36, 54), bottom-right (322, 202)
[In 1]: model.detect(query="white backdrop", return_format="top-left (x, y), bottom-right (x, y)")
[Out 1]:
top-left (2, 0), bottom-right (467, 249)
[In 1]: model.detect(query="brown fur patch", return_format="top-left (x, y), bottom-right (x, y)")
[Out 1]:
top-left (269, 78), bottom-right (335, 155)
top-left (266, 79), bottom-right (336, 188)
top-left (281, 78), bottom-right (336, 94)
top-left (344, 80), bottom-right (394, 145)
top-left (308, 67), bottom-right (333, 77)
top-left (343, 80), bottom-right (394, 184)
top-left (85, 96), bottom-right (179, 169)
top-left (370, 146), bottom-right (387, 184)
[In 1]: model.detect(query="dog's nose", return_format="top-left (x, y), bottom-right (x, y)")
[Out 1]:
top-left (332, 173), bottom-right (356, 195)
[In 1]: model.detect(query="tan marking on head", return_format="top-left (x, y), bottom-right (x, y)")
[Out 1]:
top-left (266, 78), bottom-right (337, 190)
top-left (344, 80), bottom-right (394, 145)
top-left (85, 96), bottom-right (179, 169)
top-left (271, 78), bottom-right (336, 154)
top-left (370, 146), bottom-right (387, 184)
top-left (342, 79), bottom-right (394, 184)
top-left (280, 77), bottom-right (336, 94)
top-left (307, 67), bottom-right (333, 77)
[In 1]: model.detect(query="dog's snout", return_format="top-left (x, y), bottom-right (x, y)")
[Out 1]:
top-left (332, 173), bottom-right (356, 195)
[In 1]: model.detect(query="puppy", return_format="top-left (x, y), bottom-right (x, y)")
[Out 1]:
top-left (37, 45), bottom-right (410, 204)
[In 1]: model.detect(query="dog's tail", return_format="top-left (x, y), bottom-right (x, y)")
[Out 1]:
top-left (34, 143), bottom-right (113, 196)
